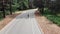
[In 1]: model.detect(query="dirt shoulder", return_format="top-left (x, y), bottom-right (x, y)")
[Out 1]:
top-left (0, 11), bottom-right (21, 30)
top-left (35, 11), bottom-right (60, 34)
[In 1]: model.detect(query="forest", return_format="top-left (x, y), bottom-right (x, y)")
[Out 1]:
top-left (0, 0), bottom-right (60, 26)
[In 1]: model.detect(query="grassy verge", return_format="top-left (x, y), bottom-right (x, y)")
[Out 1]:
top-left (43, 8), bottom-right (60, 26)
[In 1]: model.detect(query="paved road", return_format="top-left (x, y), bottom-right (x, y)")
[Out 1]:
top-left (0, 9), bottom-right (43, 34)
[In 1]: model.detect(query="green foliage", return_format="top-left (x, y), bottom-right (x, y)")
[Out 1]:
top-left (0, 11), bottom-right (4, 21)
top-left (6, 0), bottom-right (29, 11)
top-left (0, 0), bottom-right (30, 20)
top-left (43, 8), bottom-right (60, 26)
top-left (18, 0), bottom-right (29, 10)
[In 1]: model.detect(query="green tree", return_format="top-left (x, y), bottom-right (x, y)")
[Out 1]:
top-left (17, 0), bottom-right (29, 10)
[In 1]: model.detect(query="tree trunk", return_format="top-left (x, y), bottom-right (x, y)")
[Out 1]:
top-left (10, 0), bottom-right (12, 15)
top-left (2, 0), bottom-right (5, 18)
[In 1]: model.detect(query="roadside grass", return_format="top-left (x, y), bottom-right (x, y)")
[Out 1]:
top-left (43, 8), bottom-right (60, 26)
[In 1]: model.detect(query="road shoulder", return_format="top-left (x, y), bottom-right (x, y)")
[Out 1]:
top-left (35, 11), bottom-right (60, 34)
top-left (0, 11), bottom-right (21, 30)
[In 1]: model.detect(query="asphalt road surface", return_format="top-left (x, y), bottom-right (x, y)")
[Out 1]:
top-left (0, 9), bottom-right (43, 34)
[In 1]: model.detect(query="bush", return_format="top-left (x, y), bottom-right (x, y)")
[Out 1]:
top-left (43, 8), bottom-right (60, 26)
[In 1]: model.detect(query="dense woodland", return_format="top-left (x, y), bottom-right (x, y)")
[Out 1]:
top-left (0, 0), bottom-right (30, 18)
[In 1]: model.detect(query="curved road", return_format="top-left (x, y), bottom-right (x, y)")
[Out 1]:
top-left (0, 9), bottom-right (43, 34)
